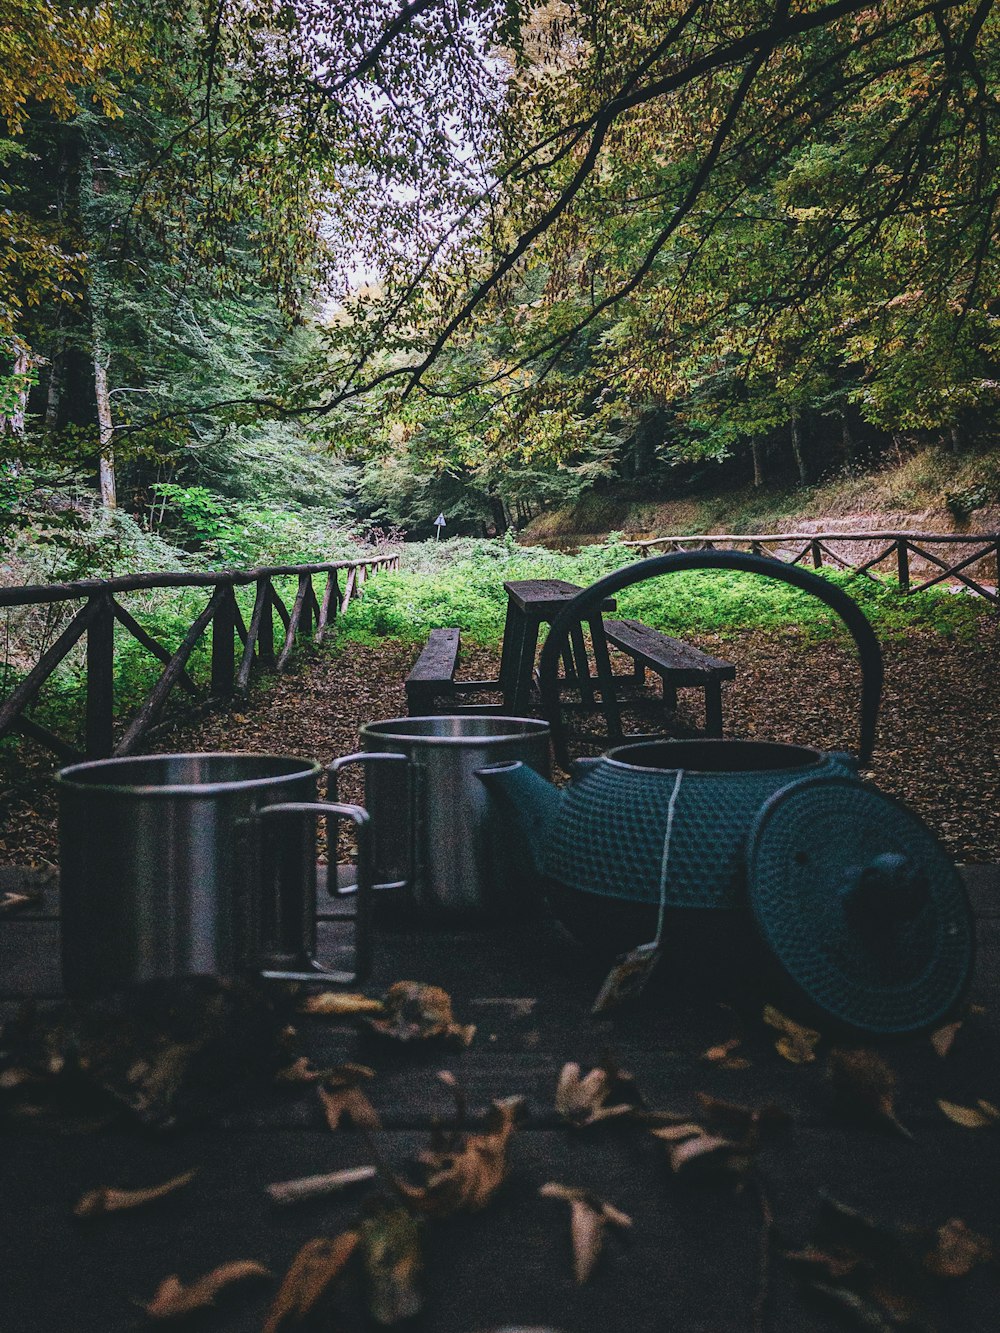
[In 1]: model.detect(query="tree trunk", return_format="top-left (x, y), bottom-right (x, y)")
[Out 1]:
top-left (94, 342), bottom-right (116, 509)
top-left (44, 331), bottom-right (63, 433)
top-left (790, 410), bottom-right (807, 484)
top-left (841, 413), bottom-right (855, 465)
top-left (83, 145), bottom-right (116, 509)
top-left (488, 494), bottom-right (509, 535)
top-left (750, 437), bottom-right (764, 488)
top-left (1, 345), bottom-right (36, 479)
top-left (1, 345), bottom-right (34, 444)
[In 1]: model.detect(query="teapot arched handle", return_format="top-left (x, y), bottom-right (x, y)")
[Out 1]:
top-left (538, 550), bottom-right (882, 770)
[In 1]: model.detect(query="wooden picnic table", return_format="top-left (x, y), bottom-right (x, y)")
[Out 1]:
top-left (2, 864), bottom-right (1000, 1332)
top-left (497, 579), bottom-right (620, 724)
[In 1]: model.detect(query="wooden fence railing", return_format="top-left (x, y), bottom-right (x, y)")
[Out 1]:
top-left (623, 531), bottom-right (1000, 607)
top-left (0, 554), bottom-right (399, 763)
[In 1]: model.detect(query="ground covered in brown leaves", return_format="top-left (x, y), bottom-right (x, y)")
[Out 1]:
top-left (1, 624), bottom-right (998, 868)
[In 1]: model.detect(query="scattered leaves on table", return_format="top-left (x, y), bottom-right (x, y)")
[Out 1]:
top-left (936, 1098), bottom-right (1000, 1128)
top-left (143, 1259), bottom-right (271, 1320)
top-left (360, 1205), bottom-right (424, 1325)
top-left (300, 992), bottom-right (384, 1017)
top-left (0, 976), bottom-right (287, 1130)
top-left (317, 1063), bottom-right (380, 1130)
top-left (762, 1004), bottom-right (820, 1064)
top-left (922, 1218), bottom-right (994, 1278)
top-left (828, 1049), bottom-right (913, 1140)
top-left (365, 982), bottom-right (475, 1047)
top-left (651, 1095), bottom-right (787, 1183)
top-left (266, 1166), bottom-right (378, 1208)
top-left (539, 1183), bottom-right (632, 1283)
top-left (399, 1094), bottom-right (524, 1218)
top-left (789, 1195), bottom-right (934, 1330)
top-left (73, 1168), bottom-right (197, 1220)
top-left (555, 1058), bottom-right (642, 1128)
top-left (930, 1021), bottom-right (962, 1059)
top-left (262, 1231), bottom-right (358, 1331)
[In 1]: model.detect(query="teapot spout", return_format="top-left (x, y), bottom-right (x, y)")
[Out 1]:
top-left (476, 760), bottom-right (562, 879)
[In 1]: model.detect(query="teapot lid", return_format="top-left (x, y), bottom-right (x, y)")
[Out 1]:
top-left (746, 778), bottom-right (974, 1035)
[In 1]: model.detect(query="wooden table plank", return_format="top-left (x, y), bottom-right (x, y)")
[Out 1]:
top-left (2, 1119), bottom-right (1000, 1332)
top-left (3, 866), bottom-right (1000, 1333)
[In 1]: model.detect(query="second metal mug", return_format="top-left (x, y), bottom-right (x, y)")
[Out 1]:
top-left (331, 716), bottom-right (551, 917)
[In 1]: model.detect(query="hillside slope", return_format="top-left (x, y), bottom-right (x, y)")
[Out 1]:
top-left (520, 447), bottom-right (1000, 547)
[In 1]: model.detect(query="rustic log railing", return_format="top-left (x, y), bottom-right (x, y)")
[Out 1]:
top-left (623, 531), bottom-right (1000, 606)
top-left (0, 554), bottom-right (399, 763)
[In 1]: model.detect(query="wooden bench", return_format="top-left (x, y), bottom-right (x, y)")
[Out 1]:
top-left (405, 627), bottom-right (461, 714)
top-left (602, 618), bottom-right (736, 737)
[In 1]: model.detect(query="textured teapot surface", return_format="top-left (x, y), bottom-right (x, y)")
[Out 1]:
top-left (543, 739), bottom-right (857, 911)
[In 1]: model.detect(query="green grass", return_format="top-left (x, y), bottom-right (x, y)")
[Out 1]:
top-left (1, 538), bottom-right (986, 766)
top-left (337, 537), bottom-right (989, 648)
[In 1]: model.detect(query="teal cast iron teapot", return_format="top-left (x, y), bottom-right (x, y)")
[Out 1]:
top-left (477, 551), bottom-right (974, 1035)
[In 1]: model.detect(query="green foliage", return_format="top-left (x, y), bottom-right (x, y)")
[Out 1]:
top-left (338, 539), bottom-right (986, 648)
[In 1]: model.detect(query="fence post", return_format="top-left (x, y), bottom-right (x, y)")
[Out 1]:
top-left (85, 593), bottom-right (115, 758)
top-left (300, 574), bottom-right (314, 637)
top-left (811, 540), bottom-right (822, 569)
top-left (210, 581), bottom-right (236, 699)
top-left (896, 539), bottom-right (910, 593)
top-left (256, 578), bottom-right (275, 668)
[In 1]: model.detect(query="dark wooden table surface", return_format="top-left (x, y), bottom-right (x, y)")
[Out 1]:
top-left (2, 865), bottom-right (1000, 1333)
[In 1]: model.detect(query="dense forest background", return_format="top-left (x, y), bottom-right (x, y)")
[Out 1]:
top-left (1, 0), bottom-right (997, 560)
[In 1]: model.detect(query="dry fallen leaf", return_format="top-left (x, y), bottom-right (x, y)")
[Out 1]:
top-left (262, 1231), bottom-right (358, 1331)
top-left (317, 1064), bottom-right (380, 1131)
top-left (274, 1056), bottom-right (337, 1085)
top-left (540, 1183), bottom-right (632, 1283)
top-left (923, 1218), bottom-right (994, 1278)
top-left (74, 1168), bottom-right (198, 1220)
top-left (649, 1122), bottom-right (704, 1142)
top-left (663, 1130), bottom-right (753, 1178)
top-left (828, 1049), bottom-right (912, 1140)
top-left (783, 1247), bottom-right (860, 1281)
top-left (555, 1059), bottom-right (641, 1128)
top-left (360, 1206), bottom-right (424, 1325)
top-left (143, 1260), bottom-right (271, 1319)
top-left (400, 1096), bottom-right (524, 1218)
top-left (930, 1021), bottom-right (962, 1058)
top-left (266, 1166), bottom-right (378, 1207)
top-left (937, 1098), bottom-right (1000, 1129)
top-left (0, 889), bottom-right (42, 915)
top-left (300, 992), bottom-right (384, 1017)
top-left (762, 1004), bottom-right (820, 1063)
top-left (366, 982), bottom-right (475, 1047)
top-left (702, 1038), bottom-right (739, 1061)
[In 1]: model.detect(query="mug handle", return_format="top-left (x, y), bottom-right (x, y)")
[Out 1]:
top-left (328, 752), bottom-right (412, 895)
top-left (256, 801), bottom-right (372, 985)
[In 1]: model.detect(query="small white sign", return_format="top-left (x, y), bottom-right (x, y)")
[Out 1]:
top-left (434, 513), bottom-right (446, 527)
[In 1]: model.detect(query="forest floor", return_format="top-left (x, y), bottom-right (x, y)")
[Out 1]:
top-left (1, 623), bottom-right (998, 868)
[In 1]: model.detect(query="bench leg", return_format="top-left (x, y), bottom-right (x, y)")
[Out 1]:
top-left (569, 620), bottom-right (595, 706)
top-left (588, 616), bottom-right (622, 741)
top-left (512, 619), bottom-right (540, 714)
top-left (659, 676), bottom-right (677, 712)
top-left (704, 681), bottom-right (724, 737)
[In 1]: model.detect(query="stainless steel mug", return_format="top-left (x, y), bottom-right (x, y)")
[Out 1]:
top-left (331, 716), bottom-right (551, 917)
top-left (56, 752), bottom-right (371, 997)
